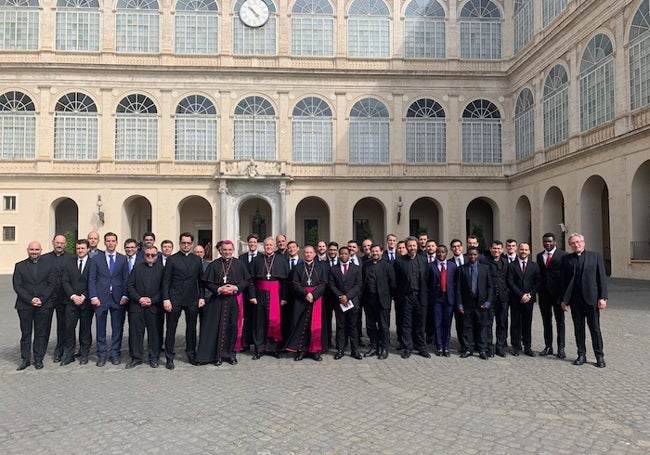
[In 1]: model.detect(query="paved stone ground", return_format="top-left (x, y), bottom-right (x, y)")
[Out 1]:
top-left (0, 275), bottom-right (648, 454)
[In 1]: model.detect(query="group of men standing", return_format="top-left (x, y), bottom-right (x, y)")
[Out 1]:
top-left (12, 228), bottom-right (608, 371)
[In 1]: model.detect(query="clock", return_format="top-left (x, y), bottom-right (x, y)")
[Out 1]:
top-left (239, 0), bottom-right (270, 28)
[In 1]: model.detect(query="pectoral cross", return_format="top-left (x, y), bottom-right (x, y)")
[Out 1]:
top-left (223, 275), bottom-right (227, 283)
top-left (307, 278), bottom-right (312, 286)
top-left (266, 272), bottom-right (271, 280)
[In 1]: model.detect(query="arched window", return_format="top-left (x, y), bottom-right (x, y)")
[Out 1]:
top-left (348, 0), bottom-right (390, 58)
top-left (515, 88), bottom-right (534, 159)
top-left (55, 0), bottom-right (100, 52)
top-left (405, 98), bottom-right (446, 163)
top-left (630, 0), bottom-right (650, 110)
top-left (175, 95), bottom-right (217, 161)
top-left (292, 97), bottom-right (333, 163)
top-left (580, 34), bottom-right (614, 131)
top-left (462, 99), bottom-right (501, 163)
top-left (0, 0), bottom-right (39, 50)
top-left (0, 91), bottom-right (35, 159)
top-left (291, 0), bottom-right (334, 57)
top-left (514, 0), bottom-right (534, 53)
top-left (234, 96), bottom-right (276, 161)
top-left (54, 93), bottom-right (98, 160)
top-left (542, 0), bottom-right (567, 27)
top-left (116, 0), bottom-right (160, 53)
top-left (175, 0), bottom-right (218, 55)
top-left (115, 94), bottom-right (158, 160)
top-left (459, 0), bottom-right (501, 60)
top-left (349, 98), bottom-right (389, 164)
top-left (404, 0), bottom-right (445, 59)
top-left (543, 64), bottom-right (568, 147)
top-left (233, 0), bottom-right (276, 55)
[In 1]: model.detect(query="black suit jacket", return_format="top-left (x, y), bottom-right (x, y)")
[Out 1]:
top-left (161, 251), bottom-right (204, 306)
top-left (455, 262), bottom-right (494, 311)
top-left (394, 254), bottom-right (429, 308)
top-left (506, 259), bottom-right (541, 305)
top-left (62, 256), bottom-right (92, 308)
top-left (361, 259), bottom-right (396, 309)
top-left (561, 250), bottom-right (608, 306)
top-left (328, 263), bottom-right (362, 309)
top-left (536, 248), bottom-right (567, 299)
top-left (127, 261), bottom-right (164, 313)
top-left (13, 256), bottom-right (57, 310)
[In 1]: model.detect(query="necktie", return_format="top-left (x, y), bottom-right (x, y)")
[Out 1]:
top-left (389, 251), bottom-right (394, 261)
top-left (545, 252), bottom-right (552, 268)
top-left (330, 259), bottom-right (334, 267)
top-left (429, 255), bottom-right (434, 263)
top-left (78, 259), bottom-right (83, 273)
top-left (109, 254), bottom-right (115, 274)
top-left (440, 262), bottom-right (447, 292)
top-left (456, 257), bottom-right (462, 266)
top-left (291, 258), bottom-right (296, 269)
top-left (470, 265), bottom-right (477, 296)
top-left (128, 257), bottom-right (133, 272)
top-left (343, 263), bottom-right (348, 275)
top-left (522, 261), bottom-right (527, 273)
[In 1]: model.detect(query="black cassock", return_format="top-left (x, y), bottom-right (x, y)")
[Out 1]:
top-left (196, 257), bottom-right (250, 363)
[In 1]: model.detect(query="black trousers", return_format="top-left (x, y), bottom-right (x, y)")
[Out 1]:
top-left (510, 301), bottom-right (534, 350)
top-left (323, 294), bottom-right (337, 350)
top-left (400, 294), bottom-right (426, 352)
top-left (363, 294), bottom-right (390, 351)
top-left (454, 309), bottom-right (466, 351)
top-left (492, 298), bottom-right (509, 351)
top-left (50, 300), bottom-right (67, 359)
top-left (63, 303), bottom-right (93, 360)
top-left (462, 307), bottom-right (489, 354)
top-left (571, 302), bottom-right (604, 357)
top-left (539, 293), bottom-right (565, 350)
top-left (165, 304), bottom-right (198, 361)
top-left (334, 306), bottom-right (359, 353)
top-left (17, 306), bottom-right (54, 363)
top-left (128, 309), bottom-right (161, 362)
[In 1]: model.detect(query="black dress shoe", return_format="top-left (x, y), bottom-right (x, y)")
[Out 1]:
top-left (96, 358), bottom-right (106, 367)
top-left (149, 361), bottom-right (159, 368)
top-left (125, 360), bottom-right (143, 369)
top-left (573, 355), bottom-right (587, 365)
top-left (540, 347), bottom-right (553, 356)
top-left (252, 352), bottom-right (261, 360)
top-left (34, 361), bottom-right (44, 370)
top-left (495, 349), bottom-right (506, 357)
top-left (294, 352), bottom-right (305, 361)
top-left (227, 357), bottom-right (238, 365)
top-left (60, 357), bottom-right (75, 366)
top-left (334, 350), bottom-right (344, 360)
top-left (401, 350), bottom-right (411, 359)
top-left (166, 359), bottom-right (175, 370)
top-left (17, 360), bottom-right (30, 371)
top-left (460, 351), bottom-right (472, 358)
top-left (189, 359), bottom-right (198, 366)
top-left (351, 351), bottom-right (363, 360)
top-left (53, 357), bottom-right (61, 363)
top-left (110, 357), bottom-right (121, 366)
top-left (364, 348), bottom-right (377, 357)
top-left (378, 351), bottom-right (388, 360)
top-left (435, 349), bottom-right (442, 357)
top-left (214, 359), bottom-right (223, 366)
top-left (79, 357), bottom-right (89, 365)
top-left (479, 352), bottom-right (489, 360)
top-left (418, 350), bottom-right (431, 359)
top-left (524, 348), bottom-right (534, 357)
top-left (512, 349), bottom-right (520, 357)
top-left (312, 353), bottom-right (323, 361)
top-left (557, 348), bottom-right (566, 359)
top-left (595, 356), bottom-right (606, 368)
top-left (443, 350), bottom-right (450, 357)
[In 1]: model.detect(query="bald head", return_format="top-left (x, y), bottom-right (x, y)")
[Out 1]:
top-left (27, 241), bottom-right (42, 261)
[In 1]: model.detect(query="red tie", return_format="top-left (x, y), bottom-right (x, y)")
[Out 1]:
top-left (545, 252), bottom-right (553, 268)
top-left (343, 263), bottom-right (348, 275)
top-left (440, 262), bottom-right (447, 292)
top-left (522, 261), bottom-right (527, 273)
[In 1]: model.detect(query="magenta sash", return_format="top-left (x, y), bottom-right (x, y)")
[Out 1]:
top-left (257, 280), bottom-right (282, 342)
top-left (234, 293), bottom-right (244, 352)
top-left (306, 287), bottom-right (323, 353)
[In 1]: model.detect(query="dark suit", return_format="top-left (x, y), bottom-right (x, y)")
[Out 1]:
top-left (482, 255), bottom-right (510, 354)
top-left (456, 262), bottom-right (494, 354)
top-left (42, 251), bottom-right (71, 360)
top-left (89, 251), bottom-right (129, 360)
top-left (536, 248), bottom-right (568, 351)
top-left (127, 261), bottom-right (164, 363)
top-left (427, 259), bottom-right (457, 352)
top-left (12, 255), bottom-right (57, 364)
top-left (561, 250), bottom-right (608, 357)
top-left (451, 255), bottom-right (467, 351)
top-left (361, 258), bottom-right (396, 352)
top-left (507, 259), bottom-right (541, 352)
top-left (329, 262), bottom-right (362, 353)
top-left (394, 254), bottom-right (429, 353)
top-left (161, 251), bottom-right (204, 362)
top-left (322, 257), bottom-right (339, 349)
top-left (61, 256), bottom-right (93, 362)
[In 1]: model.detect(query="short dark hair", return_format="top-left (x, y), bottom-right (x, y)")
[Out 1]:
top-left (542, 232), bottom-right (556, 240)
top-left (491, 240), bottom-right (503, 247)
top-left (104, 232), bottom-right (118, 241)
top-left (124, 238), bottom-right (137, 247)
top-left (506, 238), bottom-right (517, 244)
top-left (247, 234), bottom-right (259, 241)
top-left (143, 232), bottom-right (156, 241)
top-left (338, 246), bottom-right (350, 254)
top-left (328, 241), bottom-right (339, 248)
top-left (467, 247), bottom-right (480, 254)
top-left (161, 240), bottom-right (174, 248)
top-left (450, 238), bottom-right (462, 247)
top-left (76, 239), bottom-right (90, 247)
top-left (179, 232), bottom-right (194, 242)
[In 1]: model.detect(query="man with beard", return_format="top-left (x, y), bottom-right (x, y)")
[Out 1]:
top-left (250, 237), bottom-right (290, 359)
top-left (285, 245), bottom-right (328, 361)
top-left (483, 241), bottom-right (510, 357)
top-left (42, 234), bottom-right (70, 362)
top-left (198, 240), bottom-right (250, 366)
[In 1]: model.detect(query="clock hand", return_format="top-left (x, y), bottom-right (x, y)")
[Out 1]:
top-left (247, 5), bottom-right (260, 18)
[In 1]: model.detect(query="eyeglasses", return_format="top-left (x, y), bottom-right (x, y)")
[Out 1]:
top-left (144, 253), bottom-right (158, 258)
top-left (180, 241), bottom-right (192, 245)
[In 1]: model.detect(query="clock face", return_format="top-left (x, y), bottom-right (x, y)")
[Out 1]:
top-left (239, 0), bottom-right (270, 28)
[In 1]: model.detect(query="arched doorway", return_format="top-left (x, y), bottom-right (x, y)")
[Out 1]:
top-left (466, 198), bottom-right (496, 251)
top-left (179, 196), bottom-right (213, 258)
top-left (514, 196), bottom-right (532, 245)
top-left (123, 195), bottom-right (152, 241)
top-left (294, 197), bottom-right (330, 246)
top-left (631, 160), bottom-right (650, 260)
top-left (580, 175), bottom-right (611, 275)
top-left (239, 197), bottom-right (272, 252)
top-left (52, 197), bottom-right (79, 244)
top-left (408, 197), bottom-right (442, 242)
top-left (542, 186), bottom-right (566, 249)
top-left (352, 198), bottom-right (385, 244)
